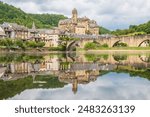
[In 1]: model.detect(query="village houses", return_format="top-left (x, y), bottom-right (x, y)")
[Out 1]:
top-left (0, 22), bottom-right (60, 48)
top-left (0, 8), bottom-right (100, 48)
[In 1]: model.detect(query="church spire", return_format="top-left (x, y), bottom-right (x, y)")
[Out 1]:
top-left (32, 21), bottom-right (36, 30)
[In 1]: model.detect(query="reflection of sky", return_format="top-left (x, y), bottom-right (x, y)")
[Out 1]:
top-left (9, 72), bottom-right (150, 100)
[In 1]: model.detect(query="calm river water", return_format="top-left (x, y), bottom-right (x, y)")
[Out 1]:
top-left (0, 52), bottom-right (150, 100)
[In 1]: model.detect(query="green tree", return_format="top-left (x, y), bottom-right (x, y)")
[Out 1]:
top-left (26, 41), bottom-right (37, 48)
top-left (36, 42), bottom-right (45, 48)
top-left (84, 42), bottom-right (97, 50)
top-left (14, 39), bottom-right (26, 50)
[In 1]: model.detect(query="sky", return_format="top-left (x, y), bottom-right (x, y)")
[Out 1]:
top-left (10, 73), bottom-right (150, 100)
top-left (1, 0), bottom-right (150, 30)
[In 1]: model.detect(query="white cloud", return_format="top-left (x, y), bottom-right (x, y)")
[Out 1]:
top-left (1, 0), bottom-right (150, 30)
top-left (10, 72), bottom-right (150, 100)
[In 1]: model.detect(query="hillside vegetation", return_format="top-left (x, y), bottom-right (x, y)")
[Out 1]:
top-left (28, 14), bottom-right (67, 27)
top-left (0, 1), bottom-right (66, 28)
top-left (112, 21), bottom-right (150, 36)
top-left (99, 26), bottom-right (111, 34)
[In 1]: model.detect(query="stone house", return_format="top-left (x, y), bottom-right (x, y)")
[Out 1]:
top-left (1, 22), bottom-right (28, 40)
top-left (36, 28), bottom-right (59, 48)
top-left (0, 26), bottom-right (5, 38)
top-left (28, 22), bottom-right (60, 48)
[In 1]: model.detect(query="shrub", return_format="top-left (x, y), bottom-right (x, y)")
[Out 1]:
top-left (25, 41), bottom-right (37, 48)
top-left (25, 41), bottom-right (45, 48)
top-left (114, 42), bottom-right (128, 47)
top-left (84, 42), bottom-right (109, 50)
top-left (102, 44), bottom-right (108, 47)
top-left (84, 42), bottom-right (97, 50)
top-left (36, 42), bottom-right (45, 48)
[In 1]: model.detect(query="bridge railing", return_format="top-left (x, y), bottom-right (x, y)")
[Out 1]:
top-left (63, 33), bottom-right (115, 40)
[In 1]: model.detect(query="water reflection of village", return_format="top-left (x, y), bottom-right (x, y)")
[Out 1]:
top-left (0, 53), bottom-right (150, 94)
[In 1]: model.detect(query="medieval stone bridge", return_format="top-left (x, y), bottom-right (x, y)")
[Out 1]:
top-left (66, 34), bottom-right (150, 50)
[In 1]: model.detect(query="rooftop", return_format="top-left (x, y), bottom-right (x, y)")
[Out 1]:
top-left (2, 22), bottom-right (28, 31)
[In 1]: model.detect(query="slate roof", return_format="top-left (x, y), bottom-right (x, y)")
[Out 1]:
top-left (2, 22), bottom-right (28, 31)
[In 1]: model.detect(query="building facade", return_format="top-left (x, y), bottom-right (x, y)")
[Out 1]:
top-left (0, 26), bottom-right (5, 38)
top-left (36, 29), bottom-right (59, 48)
top-left (58, 8), bottom-right (99, 35)
top-left (1, 22), bottom-right (28, 39)
top-left (28, 22), bottom-right (60, 48)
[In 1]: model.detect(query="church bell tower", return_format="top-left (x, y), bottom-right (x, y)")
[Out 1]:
top-left (72, 8), bottom-right (78, 23)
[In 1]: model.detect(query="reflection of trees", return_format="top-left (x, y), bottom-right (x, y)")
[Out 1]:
top-left (0, 54), bottom-right (44, 63)
top-left (85, 54), bottom-right (108, 62)
top-left (0, 75), bottom-right (67, 100)
top-left (114, 66), bottom-right (150, 80)
top-left (113, 54), bottom-right (127, 61)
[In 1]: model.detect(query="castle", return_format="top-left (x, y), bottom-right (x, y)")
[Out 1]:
top-left (58, 8), bottom-right (99, 35)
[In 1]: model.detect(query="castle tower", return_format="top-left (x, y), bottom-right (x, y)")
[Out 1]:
top-left (72, 8), bottom-right (78, 23)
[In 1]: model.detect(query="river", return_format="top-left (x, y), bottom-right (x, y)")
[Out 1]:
top-left (0, 52), bottom-right (150, 100)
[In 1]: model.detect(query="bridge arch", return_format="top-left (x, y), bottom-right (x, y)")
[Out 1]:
top-left (138, 39), bottom-right (150, 47)
top-left (112, 40), bottom-right (128, 47)
top-left (112, 40), bottom-right (121, 47)
top-left (67, 40), bottom-right (79, 51)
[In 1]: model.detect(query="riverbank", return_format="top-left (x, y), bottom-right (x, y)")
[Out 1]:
top-left (0, 48), bottom-right (65, 54)
top-left (77, 47), bottom-right (150, 50)
top-left (76, 47), bottom-right (150, 54)
top-left (85, 49), bottom-right (150, 55)
top-left (1, 47), bottom-right (150, 54)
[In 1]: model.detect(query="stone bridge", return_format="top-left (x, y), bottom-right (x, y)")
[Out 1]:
top-left (66, 34), bottom-right (150, 50)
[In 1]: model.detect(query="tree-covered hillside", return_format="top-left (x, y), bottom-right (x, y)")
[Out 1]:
top-left (0, 1), bottom-right (66, 28)
top-left (99, 26), bottom-right (111, 34)
top-left (112, 21), bottom-right (150, 36)
top-left (29, 14), bottom-right (67, 27)
top-left (0, 1), bottom-right (40, 28)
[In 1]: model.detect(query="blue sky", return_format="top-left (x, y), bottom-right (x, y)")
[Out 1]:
top-left (1, 0), bottom-right (150, 30)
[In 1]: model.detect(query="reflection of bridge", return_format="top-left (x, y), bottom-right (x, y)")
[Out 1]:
top-left (66, 53), bottom-right (150, 66)
top-left (66, 34), bottom-right (150, 50)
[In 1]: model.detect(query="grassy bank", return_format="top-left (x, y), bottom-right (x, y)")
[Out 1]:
top-left (77, 47), bottom-right (150, 51)
top-left (102, 47), bottom-right (150, 50)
